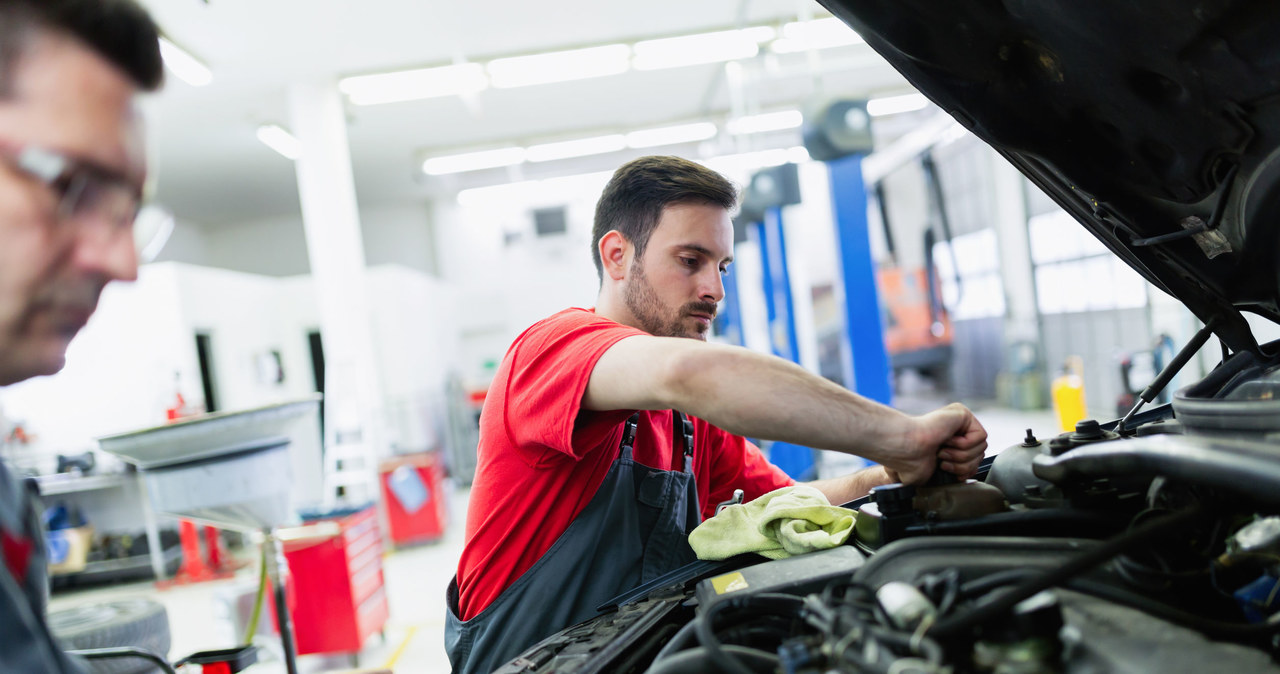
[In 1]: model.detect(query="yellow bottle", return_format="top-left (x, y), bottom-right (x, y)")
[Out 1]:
top-left (1051, 356), bottom-right (1087, 432)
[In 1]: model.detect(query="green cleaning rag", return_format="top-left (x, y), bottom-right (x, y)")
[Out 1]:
top-left (688, 485), bottom-right (856, 560)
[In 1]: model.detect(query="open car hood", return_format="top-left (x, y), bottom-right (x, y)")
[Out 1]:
top-left (819, 0), bottom-right (1280, 353)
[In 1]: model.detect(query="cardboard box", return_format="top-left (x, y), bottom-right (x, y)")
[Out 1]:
top-left (48, 525), bottom-right (94, 576)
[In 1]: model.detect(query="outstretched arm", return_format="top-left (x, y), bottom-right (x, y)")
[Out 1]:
top-left (584, 335), bottom-right (987, 485)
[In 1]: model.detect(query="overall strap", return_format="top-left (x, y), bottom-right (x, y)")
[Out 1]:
top-left (619, 413), bottom-right (640, 456)
top-left (672, 411), bottom-right (694, 472)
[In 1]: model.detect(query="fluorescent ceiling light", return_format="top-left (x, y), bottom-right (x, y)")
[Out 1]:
top-left (488, 44), bottom-right (631, 88)
top-left (457, 170), bottom-right (615, 207)
top-left (340, 63), bottom-right (487, 105)
top-left (867, 93), bottom-right (930, 117)
top-left (770, 17), bottom-right (864, 53)
top-left (633, 27), bottom-right (775, 70)
top-left (422, 146), bottom-right (526, 175)
top-left (626, 122), bottom-right (718, 148)
top-left (727, 110), bottom-right (803, 135)
top-left (158, 37), bottom-right (211, 87)
top-left (526, 134), bottom-right (627, 162)
top-left (256, 124), bottom-right (300, 160)
top-left (703, 146), bottom-right (810, 177)
top-left (704, 148), bottom-right (791, 174)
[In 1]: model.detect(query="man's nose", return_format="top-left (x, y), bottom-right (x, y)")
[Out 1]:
top-left (700, 267), bottom-right (725, 304)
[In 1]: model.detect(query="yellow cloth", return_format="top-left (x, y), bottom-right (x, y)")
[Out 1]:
top-left (688, 485), bottom-right (856, 560)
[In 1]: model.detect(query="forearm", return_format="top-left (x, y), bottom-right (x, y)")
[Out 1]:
top-left (664, 342), bottom-right (913, 466)
top-left (806, 465), bottom-right (894, 505)
top-left (587, 336), bottom-right (987, 484)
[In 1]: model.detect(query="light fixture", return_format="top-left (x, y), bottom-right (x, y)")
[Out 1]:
top-left (339, 63), bottom-right (487, 106)
top-left (457, 170), bottom-right (615, 207)
top-left (770, 17), bottom-right (864, 54)
top-left (703, 147), bottom-right (791, 175)
top-left (633, 27), bottom-right (775, 70)
top-left (158, 37), bottom-right (211, 87)
top-left (488, 44), bottom-right (631, 88)
top-left (626, 122), bottom-right (718, 148)
top-left (867, 92), bottom-right (929, 116)
top-left (422, 147), bottom-right (526, 175)
top-left (256, 124), bottom-right (300, 160)
top-left (727, 110), bottom-right (803, 135)
top-left (526, 134), bottom-right (628, 162)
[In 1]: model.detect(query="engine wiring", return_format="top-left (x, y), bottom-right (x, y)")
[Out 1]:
top-left (640, 494), bottom-right (1280, 673)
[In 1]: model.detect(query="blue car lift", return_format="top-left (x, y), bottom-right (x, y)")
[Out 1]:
top-left (749, 156), bottom-right (892, 480)
top-left (754, 205), bottom-right (815, 479)
top-left (828, 154), bottom-right (893, 406)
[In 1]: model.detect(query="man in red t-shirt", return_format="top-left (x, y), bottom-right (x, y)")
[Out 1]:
top-left (447, 156), bottom-right (988, 674)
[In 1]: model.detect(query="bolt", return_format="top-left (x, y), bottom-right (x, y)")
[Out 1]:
top-left (1049, 436), bottom-right (1073, 456)
top-left (1022, 428), bottom-right (1039, 447)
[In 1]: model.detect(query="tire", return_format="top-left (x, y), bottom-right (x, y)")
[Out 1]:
top-left (48, 598), bottom-right (171, 674)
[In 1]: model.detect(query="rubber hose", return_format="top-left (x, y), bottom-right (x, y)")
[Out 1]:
top-left (652, 620), bottom-right (699, 662)
top-left (694, 595), bottom-right (802, 674)
top-left (647, 645), bottom-right (779, 674)
top-left (959, 566), bottom-right (1280, 641)
top-left (930, 506), bottom-right (1203, 637)
top-left (244, 543), bottom-right (268, 644)
top-left (73, 647), bottom-right (177, 674)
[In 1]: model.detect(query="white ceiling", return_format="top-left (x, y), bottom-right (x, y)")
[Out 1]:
top-left (134, 0), bottom-right (911, 227)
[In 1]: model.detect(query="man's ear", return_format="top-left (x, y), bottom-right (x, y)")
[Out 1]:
top-left (599, 230), bottom-right (631, 281)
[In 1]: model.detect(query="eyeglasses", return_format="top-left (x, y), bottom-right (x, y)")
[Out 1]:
top-left (0, 142), bottom-right (173, 262)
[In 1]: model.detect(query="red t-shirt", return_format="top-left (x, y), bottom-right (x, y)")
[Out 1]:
top-left (455, 308), bottom-right (794, 620)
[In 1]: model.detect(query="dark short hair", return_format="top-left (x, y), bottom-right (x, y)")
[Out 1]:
top-left (0, 0), bottom-right (164, 96)
top-left (591, 155), bottom-right (738, 281)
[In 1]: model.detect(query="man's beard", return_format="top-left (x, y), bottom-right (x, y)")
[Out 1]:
top-left (623, 261), bottom-right (717, 340)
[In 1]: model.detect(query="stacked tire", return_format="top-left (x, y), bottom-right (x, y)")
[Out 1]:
top-left (48, 599), bottom-right (170, 674)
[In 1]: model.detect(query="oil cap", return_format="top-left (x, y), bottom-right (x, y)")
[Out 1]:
top-left (1069, 418), bottom-right (1120, 444)
top-left (1073, 419), bottom-right (1103, 440)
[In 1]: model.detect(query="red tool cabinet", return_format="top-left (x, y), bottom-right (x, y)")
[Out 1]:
top-left (379, 452), bottom-right (448, 546)
top-left (281, 505), bottom-right (388, 656)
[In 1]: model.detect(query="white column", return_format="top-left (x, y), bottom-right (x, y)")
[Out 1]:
top-left (990, 150), bottom-right (1037, 341)
top-left (288, 81), bottom-right (386, 501)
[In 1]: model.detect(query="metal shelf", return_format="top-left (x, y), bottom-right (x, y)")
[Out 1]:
top-left (35, 472), bottom-right (130, 496)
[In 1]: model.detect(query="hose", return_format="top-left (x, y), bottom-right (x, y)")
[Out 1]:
top-left (929, 505), bottom-right (1203, 637)
top-left (651, 619), bottom-right (699, 662)
top-left (70, 647), bottom-right (177, 674)
top-left (958, 565), bottom-right (1280, 642)
top-left (694, 594), bottom-right (806, 674)
top-left (244, 542), bottom-right (268, 644)
top-left (647, 645), bottom-right (780, 674)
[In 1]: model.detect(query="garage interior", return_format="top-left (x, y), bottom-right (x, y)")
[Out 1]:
top-left (1, 0), bottom-right (1259, 672)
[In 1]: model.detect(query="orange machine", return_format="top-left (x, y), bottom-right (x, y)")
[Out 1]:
top-left (878, 265), bottom-right (954, 384)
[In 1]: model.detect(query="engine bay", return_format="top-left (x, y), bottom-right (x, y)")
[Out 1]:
top-left (497, 341), bottom-right (1280, 673)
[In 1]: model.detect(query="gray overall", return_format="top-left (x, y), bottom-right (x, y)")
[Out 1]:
top-left (0, 460), bottom-right (87, 672)
top-left (446, 412), bottom-right (701, 674)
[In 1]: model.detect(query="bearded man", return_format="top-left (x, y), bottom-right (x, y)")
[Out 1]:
top-left (446, 155), bottom-right (989, 673)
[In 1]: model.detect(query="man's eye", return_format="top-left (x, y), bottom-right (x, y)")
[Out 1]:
top-left (719, 267), bottom-right (729, 276)
top-left (680, 257), bottom-right (698, 268)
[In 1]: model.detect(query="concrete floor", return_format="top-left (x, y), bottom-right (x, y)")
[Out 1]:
top-left (47, 402), bottom-right (1059, 673)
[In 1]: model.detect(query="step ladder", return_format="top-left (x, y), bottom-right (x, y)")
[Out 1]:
top-left (323, 428), bottom-right (379, 507)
